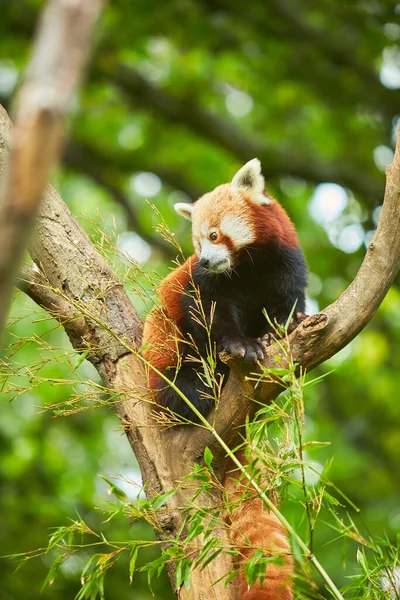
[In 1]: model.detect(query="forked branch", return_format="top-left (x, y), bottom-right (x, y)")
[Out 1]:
top-left (0, 99), bottom-right (399, 599)
top-left (193, 125), bottom-right (400, 459)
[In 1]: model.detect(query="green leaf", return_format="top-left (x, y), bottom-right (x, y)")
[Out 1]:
top-left (323, 490), bottom-right (340, 506)
top-left (129, 546), bottom-right (139, 583)
top-left (186, 521), bottom-right (205, 541)
top-left (204, 446), bottom-right (213, 468)
top-left (152, 489), bottom-right (176, 510)
top-left (175, 559), bottom-right (182, 589)
top-left (100, 476), bottom-right (128, 502)
top-left (72, 351), bottom-right (89, 372)
top-left (356, 548), bottom-right (368, 575)
top-left (41, 555), bottom-right (63, 590)
top-left (200, 548), bottom-right (222, 570)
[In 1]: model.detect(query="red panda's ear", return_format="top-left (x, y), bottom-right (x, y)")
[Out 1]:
top-left (231, 158), bottom-right (272, 205)
top-left (174, 202), bottom-right (193, 221)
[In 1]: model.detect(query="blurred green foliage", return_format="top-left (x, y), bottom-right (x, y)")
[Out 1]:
top-left (0, 0), bottom-right (399, 598)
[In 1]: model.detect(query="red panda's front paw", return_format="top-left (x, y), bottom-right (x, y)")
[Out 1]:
top-left (220, 336), bottom-right (265, 362)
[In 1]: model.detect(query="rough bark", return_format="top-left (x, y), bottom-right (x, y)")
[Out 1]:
top-left (1, 99), bottom-right (400, 598)
top-left (0, 0), bottom-right (105, 337)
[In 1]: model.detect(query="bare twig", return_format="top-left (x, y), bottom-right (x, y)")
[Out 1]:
top-left (0, 0), bottom-right (106, 337)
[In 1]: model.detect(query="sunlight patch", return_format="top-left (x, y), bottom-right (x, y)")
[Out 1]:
top-left (225, 89), bottom-right (253, 118)
top-left (118, 231), bottom-right (152, 264)
top-left (131, 172), bottom-right (162, 198)
top-left (337, 223), bottom-right (364, 254)
top-left (309, 183), bottom-right (348, 225)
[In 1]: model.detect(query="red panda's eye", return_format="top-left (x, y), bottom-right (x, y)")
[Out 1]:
top-left (209, 231), bottom-right (218, 241)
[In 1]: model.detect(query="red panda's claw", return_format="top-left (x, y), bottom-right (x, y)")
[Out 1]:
top-left (259, 333), bottom-right (273, 347)
top-left (221, 336), bottom-right (265, 362)
top-left (244, 341), bottom-right (265, 362)
top-left (220, 337), bottom-right (245, 358)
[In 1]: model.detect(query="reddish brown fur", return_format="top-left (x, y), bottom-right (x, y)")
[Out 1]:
top-left (230, 501), bottom-right (293, 600)
top-left (225, 452), bottom-right (293, 600)
top-left (245, 196), bottom-right (299, 250)
top-left (142, 256), bottom-right (197, 391)
top-left (191, 184), bottom-right (299, 258)
top-left (143, 178), bottom-right (296, 597)
top-left (194, 184), bottom-right (239, 229)
top-left (219, 233), bottom-right (236, 253)
top-left (159, 255), bottom-right (198, 322)
top-left (142, 308), bottom-right (180, 390)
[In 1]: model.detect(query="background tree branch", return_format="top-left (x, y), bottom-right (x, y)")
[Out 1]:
top-left (0, 0), bottom-right (106, 339)
top-left (101, 64), bottom-right (384, 203)
top-left (199, 0), bottom-right (399, 126)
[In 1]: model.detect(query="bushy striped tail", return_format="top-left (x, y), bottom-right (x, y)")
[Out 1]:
top-left (224, 454), bottom-right (293, 600)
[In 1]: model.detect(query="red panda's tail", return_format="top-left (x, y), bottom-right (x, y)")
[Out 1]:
top-left (224, 453), bottom-right (293, 600)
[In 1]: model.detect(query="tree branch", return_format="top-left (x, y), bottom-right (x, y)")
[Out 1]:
top-left (189, 127), bottom-right (400, 460)
top-left (268, 0), bottom-right (392, 97)
top-left (1, 97), bottom-right (399, 597)
top-left (0, 104), bottom-right (235, 598)
top-left (64, 138), bottom-right (205, 201)
top-left (198, 0), bottom-right (398, 124)
top-left (0, 0), bottom-right (106, 337)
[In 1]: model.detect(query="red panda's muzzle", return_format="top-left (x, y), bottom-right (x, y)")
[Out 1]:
top-left (199, 241), bottom-right (231, 273)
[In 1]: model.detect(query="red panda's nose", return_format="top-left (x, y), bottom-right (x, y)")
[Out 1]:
top-left (199, 258), bottom-right (210, 269)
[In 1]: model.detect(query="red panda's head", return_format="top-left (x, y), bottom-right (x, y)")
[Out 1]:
top-left (174, 159), bottom-right (280, 273)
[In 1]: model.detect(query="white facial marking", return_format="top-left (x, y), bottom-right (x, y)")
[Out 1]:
top-left (200, 222), bottom-right (209, 237)
top-left (193, 238), bottom-right (201, 255)
top-left (220, 216), bottom-right (255, 247)
top-left (200, 240), bottom-right (230, 272)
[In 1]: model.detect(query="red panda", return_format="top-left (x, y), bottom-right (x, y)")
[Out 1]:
top-left (142, 158), bottom-right (307, 599)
